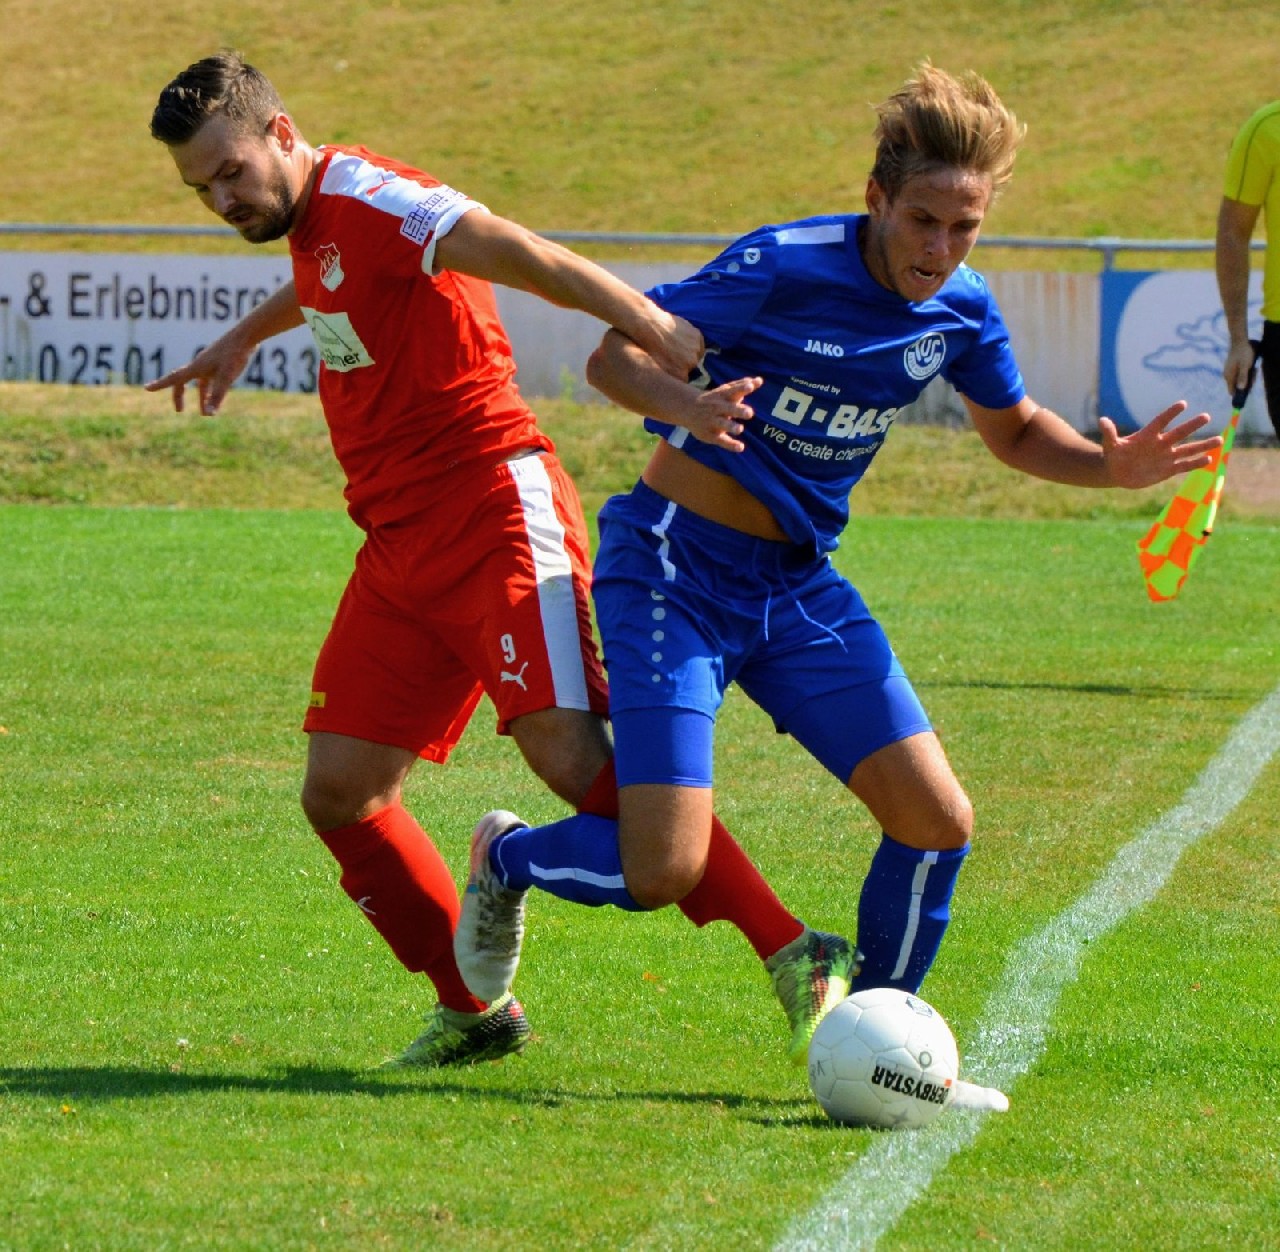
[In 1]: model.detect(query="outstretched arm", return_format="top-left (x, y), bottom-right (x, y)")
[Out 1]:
top-left (586, 329), bottom-right (760, 453)
top-left (965, 394), bottom-right (1220, 489)
top-left (433, 212), bottom-right (702, 380)
top-left (144, 281), bottom-right (305, 415)
top-left (1215, 196), bottom-right (1261, 396)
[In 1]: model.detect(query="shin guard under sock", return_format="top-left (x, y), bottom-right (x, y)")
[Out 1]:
top-left (492, 811), bottom-right (645, 910)
top-left (851, 832), bottom-right (968, 994)
top-left (319, 803), bottom-right (484, 1012)
top-left (578, 759), bottom-right (803, 958)
top-left (678, 816), bottom-right (803, 960)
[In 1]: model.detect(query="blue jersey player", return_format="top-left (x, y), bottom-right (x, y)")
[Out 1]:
top-left (453, 63), bottom-right (1220, 1048)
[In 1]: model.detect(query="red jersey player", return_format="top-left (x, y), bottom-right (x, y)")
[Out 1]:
top-left (147, 52), bottom-right (854, 1067)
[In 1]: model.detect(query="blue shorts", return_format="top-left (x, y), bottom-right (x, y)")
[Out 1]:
top-left (594, 481), bottom-right (932, 787)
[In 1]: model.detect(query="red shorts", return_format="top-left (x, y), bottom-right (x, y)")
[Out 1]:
top-left (303, 451), bottom-right (608, 761)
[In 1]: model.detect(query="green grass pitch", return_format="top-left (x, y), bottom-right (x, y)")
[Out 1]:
top-left (1, 498), bottom-right (1276, 1249)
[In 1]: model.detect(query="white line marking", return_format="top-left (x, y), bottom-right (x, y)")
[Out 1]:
top-left (778, 680), bottom-right (1280, 1252)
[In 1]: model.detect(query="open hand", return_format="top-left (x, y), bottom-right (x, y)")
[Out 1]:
top-left (684, 376), bottom-right (762, 452)
top-left (1099, 402), bottom-right (1221, 488)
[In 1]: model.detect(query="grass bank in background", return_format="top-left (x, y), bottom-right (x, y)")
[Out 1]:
top-left (3, 383), bottom-right (1277, 524)
top-left (4, 2), bottom-right (1280, 248)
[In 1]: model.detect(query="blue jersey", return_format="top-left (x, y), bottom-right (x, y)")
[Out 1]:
top-left (646, 214), bottom-right (1026, 552)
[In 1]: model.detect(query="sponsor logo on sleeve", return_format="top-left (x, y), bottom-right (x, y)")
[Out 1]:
top-left (400, 187), bottom-right (466, 246)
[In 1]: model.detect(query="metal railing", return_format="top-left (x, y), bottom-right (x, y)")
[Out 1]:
top-left (0, 222), bottom-right (1266, 270)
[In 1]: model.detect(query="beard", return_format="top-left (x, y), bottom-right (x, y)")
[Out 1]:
top-left (233, 166), bottom-right (296, 243)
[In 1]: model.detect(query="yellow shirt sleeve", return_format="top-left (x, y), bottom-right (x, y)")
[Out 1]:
top-left (1224, 102), bottom-right (1280, 321)
top-left (1223, 102), bottom-right (1280, 205)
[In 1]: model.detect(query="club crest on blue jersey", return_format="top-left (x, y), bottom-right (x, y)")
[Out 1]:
top-left (904, 333), bottom-right (946, 381)
top-left (644, 213), bottom-right (1024, 552)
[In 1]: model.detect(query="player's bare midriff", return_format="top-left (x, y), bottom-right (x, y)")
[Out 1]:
top-left (642, 440), bottom-right (789, 542)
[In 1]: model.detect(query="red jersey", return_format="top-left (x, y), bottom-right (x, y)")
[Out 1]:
top-left (289, 145), bottom-right (552, 529)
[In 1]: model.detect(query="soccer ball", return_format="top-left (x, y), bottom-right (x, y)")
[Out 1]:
top-left (807, 988), bottom-right (959, 1129)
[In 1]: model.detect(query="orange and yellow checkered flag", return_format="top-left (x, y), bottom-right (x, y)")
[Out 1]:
top-left (1137, 394), bottom-right (1246, 603)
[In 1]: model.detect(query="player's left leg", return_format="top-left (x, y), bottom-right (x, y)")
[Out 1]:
top-left (301, 731), bottom-right (531, 1067)
top-left (740, 556), bottom-right (967, 996)
top-left (302, 732), bottom-right (449, 983)
top-left (765, 700), bottom-right (971, 996)
top-left (302, 501), bottom-right (540, 1066)
top-left (845, 732), bottom-right (973, 992)
top-left (776, 681), bottom-right (970, 995)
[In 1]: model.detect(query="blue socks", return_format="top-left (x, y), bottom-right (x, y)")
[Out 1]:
top-left (491, 819), bottom-right (969, 983)
top-left (490, 813), bottom-right (647, 911)
top-left (851, 833), bottom-right (968, 994)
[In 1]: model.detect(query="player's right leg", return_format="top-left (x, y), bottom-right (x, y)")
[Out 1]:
top-left (457, 486), bottom-right (730, 944)
top-left (616, 774), bottom-right (855, 1062)
top-left (487, 463), bottom-right (814, 973)
top-left (453, 777), bottom-right (711, 1004)
top-left (513, 706), bottom-right (809, 962)
top-left (300, 517), bottom-right (532, 1066)
top-left (300, 731), bottom-right (530, 1067)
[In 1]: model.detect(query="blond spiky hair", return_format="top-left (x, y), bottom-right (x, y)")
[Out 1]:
top-left (870, 61), bottom-right (1025, 201)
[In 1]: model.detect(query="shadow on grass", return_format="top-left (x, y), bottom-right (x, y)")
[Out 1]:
top-left (920, 677), bottom-right (1250, 701)
top-left (0, 1064), bottom-right (818, 1122)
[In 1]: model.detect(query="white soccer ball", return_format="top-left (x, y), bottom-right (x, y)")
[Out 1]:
top-left (807, 988), bottom-right (959, 1129)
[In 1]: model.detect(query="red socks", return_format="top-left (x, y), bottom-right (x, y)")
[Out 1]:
top-left (318, 802), bottom-right (485, 1013)
top-left (681, 816), bottom-right (804, 959)
top-left (579, 760), bottom-right (803, 961)
top-left (318, 764), bottom-right (804, 1011)
top-left (577, 757), bottom-right (623, 820)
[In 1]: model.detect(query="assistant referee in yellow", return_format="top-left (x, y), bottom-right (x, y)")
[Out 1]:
top-left (1216, 100), bottom-right (1280, 439)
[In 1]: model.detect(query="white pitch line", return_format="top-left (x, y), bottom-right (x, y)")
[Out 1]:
top-left (779, 680), bottom-right (1280, 1252)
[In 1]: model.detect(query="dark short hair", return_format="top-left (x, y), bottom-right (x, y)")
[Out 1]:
top-left (150, 51), bottom-right (284, 146)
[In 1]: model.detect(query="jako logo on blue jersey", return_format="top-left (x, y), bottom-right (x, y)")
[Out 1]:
top-left (804, 339), bottom-right (846, 357)
top-left (904, 332), bottom-right (946, 381)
